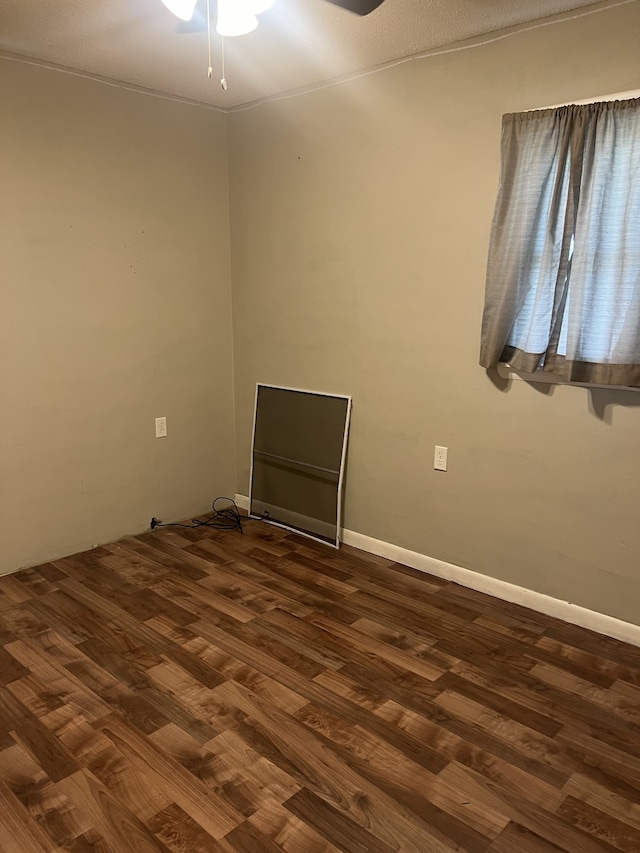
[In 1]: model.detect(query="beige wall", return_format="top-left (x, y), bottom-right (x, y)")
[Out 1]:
top-left (3, 3), bottom-right (640, 627)
top-left (1, 61), bottom-right (236, 572)
top-left (228, 2), bottom-right (640, 624)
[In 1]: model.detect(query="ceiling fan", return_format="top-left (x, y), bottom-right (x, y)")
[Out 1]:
top-left (161, 0), bottom-right (385, 89)
top-left (163, 0), bottom-right (385, 34)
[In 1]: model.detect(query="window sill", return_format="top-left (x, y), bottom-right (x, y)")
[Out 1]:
top-left (496, 363), bottom-right (640, 393)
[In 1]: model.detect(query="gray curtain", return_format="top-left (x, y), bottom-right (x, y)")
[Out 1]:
top-left (480, 98), bottom-right (640, 386)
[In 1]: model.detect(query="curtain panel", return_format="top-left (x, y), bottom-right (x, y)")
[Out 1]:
top-left (480, 98), bottom-right (640, 386)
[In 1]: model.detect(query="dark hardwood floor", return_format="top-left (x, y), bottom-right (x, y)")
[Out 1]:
top-left (1, 518), bottom-right (640, 852)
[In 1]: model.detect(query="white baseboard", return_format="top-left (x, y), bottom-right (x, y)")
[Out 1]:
top-left (236, 493), bottom-right (640, 648)
top-left (248, 498), bottom-right (336, 544)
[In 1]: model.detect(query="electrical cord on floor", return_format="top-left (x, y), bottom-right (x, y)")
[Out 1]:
top-left (150, 497), bottom-right (243, 534)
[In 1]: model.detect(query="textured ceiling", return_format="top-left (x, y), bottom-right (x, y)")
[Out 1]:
top-left (0, 0), bottom-right (607, 109)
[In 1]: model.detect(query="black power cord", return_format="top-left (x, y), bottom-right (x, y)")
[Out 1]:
top-left (150, 496), bottom-right (243, 534)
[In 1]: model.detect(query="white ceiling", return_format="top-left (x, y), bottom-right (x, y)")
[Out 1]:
top-left (0, 0), bottom-right (606, 109)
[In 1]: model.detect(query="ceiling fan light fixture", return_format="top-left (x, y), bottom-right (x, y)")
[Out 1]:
top-left (216, 0), bottom-right (258, 37)
top-left (160, 0), bottom-right (198, 21)
top-left (249, 0), bottom-right (275, 14)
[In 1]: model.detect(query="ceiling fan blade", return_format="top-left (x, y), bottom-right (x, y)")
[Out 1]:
top-left (322, 0), bottom-right (385, 14)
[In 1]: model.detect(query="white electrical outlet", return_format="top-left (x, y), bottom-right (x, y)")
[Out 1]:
top-left (155, 417), bottom-right (167, 438)
top-left (434, 445), bottom-right (448, 471)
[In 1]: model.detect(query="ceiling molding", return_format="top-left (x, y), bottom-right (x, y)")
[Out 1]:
top-left (1, 0), bottom-right (631, 111)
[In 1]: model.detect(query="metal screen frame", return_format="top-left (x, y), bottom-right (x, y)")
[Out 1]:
top-left (248, 384), bottom-right (352, 548)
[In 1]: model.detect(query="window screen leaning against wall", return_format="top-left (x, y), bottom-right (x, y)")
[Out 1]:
top-left (480, 98), bottom-right (640, 387)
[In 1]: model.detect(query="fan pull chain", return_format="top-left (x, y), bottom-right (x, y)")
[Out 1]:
top-left (206, 0), bottom-right (227, 91)
top-left (221, 36), bottom-right (227, 90)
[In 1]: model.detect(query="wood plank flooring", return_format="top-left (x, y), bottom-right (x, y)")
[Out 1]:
top-left (1, 519), bottom-right (640, 852)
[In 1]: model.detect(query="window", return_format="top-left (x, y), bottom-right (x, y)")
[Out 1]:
top-left (480, 97), bottom-right (640, 387)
